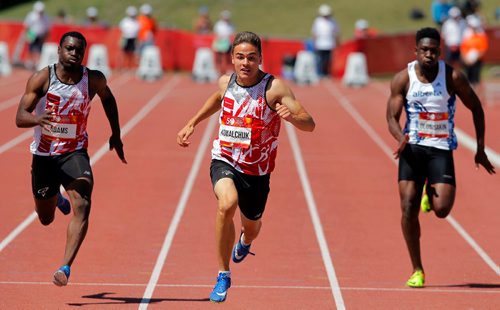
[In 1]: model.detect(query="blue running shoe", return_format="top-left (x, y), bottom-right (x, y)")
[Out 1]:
top-left (232, 233), bottom-right (255, 263)
top-left (56, 192), bottom-right (71, 215)
top-left (209, 273), bottom-right (231, 303)
top-left (53, 265), bottom-right (71, 287)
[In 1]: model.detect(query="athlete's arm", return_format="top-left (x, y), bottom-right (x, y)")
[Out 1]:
top-left (386, 69), bottom-right (409, 159)
top-left (267, 78), bottom-right (315, 132)
top-left (90, 70), bottom-right (127, 163)
top-left (15, 68), bottom-right (51, 129)
top-left (451, 68), bottom-right (495, 174)
top-left (176, 75), bottom-right (229, 147)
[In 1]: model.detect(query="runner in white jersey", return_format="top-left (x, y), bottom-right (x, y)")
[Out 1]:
top-left (405, 59), bottom-right (457, 150)
top-left (177, 31), bottom-right (315, 303)
top-left (386, 27), bottom-right (494, 289)
top-left (30, 63), bottom-right (91, 155)
top-left (16, 31), bottom-right (126, 287)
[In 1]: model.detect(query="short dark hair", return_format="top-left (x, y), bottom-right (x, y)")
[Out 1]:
top-left (231, 31), bottom-right (262, 55)
top-left (416, 27), bottom-right (440, 45)
top-left (59, 31), bottom-right (87, 48)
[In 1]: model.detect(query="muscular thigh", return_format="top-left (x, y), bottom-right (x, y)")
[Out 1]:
top-left (210, 159), bottom-right (270, 220)
top-left (58, 149), bottom-right (94, 199)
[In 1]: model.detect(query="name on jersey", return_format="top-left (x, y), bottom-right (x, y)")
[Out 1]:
top-left (218, 117), bottom-right (252, 148)
top-left (42, 123), bottom-right (77, 139)
top-left (417, 112), bottom-right (449, 138)
top-left (220, 129), bottom-right (250, 140)
top-left (412, 90), bottom-right (443, 97)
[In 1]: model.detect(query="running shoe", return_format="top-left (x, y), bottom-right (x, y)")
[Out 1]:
top-left (209, 273), bottom-right (231, 303)
top-left (420, 184), bottom-right (431, 213)
top-left (406, 270), bottom-right (425, 288)
top-left (232, 232), bottom-right (255, 263)
top-left (56, 192), bottom-right (71, 215)
top-left (53, 265), bottom-right (71, 287)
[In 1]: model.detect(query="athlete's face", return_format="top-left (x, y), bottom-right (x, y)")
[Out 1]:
top-left (415, 38), bottom-right (440, 69)
top-left (232, 43), bottom-right (262, 82)
top-left (58, 37), bottom-right (86, 68)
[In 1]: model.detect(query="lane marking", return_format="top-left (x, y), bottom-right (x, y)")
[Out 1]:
top-left (0, 95), bottom-right (19, 112)
top-left (0, 281), bottom-right (498, 294)
top-left (0, 130), bottom-right (32, 155)
top-left (286, 123), bottom-right (346, 310)
top-left (325, 80), bottom-right (499, 276)
top-left (0, 76), bottom-right (180, 253)
top-left (139, 115), bottom-right (217, 309)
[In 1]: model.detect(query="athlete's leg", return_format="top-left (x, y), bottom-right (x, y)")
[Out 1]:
top-left (34, 196), bottom-right (58, 226)
top-left (427, 183), bottom-right (456, 218)
top-left (425, 148), bottom-right (456, 218)
top-left (31, 155), bottom-right (59, 225)
top-left (213, 178), bottom-right (239, 271)
top-left (240, 214), bottom-right (262, 245)
top-left (61, 177), bottom-right (93, 267)
top-left (399, 180), bottom-right (425, 273)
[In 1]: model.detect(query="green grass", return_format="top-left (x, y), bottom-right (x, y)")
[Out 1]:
top-left (1, 0), bottom-right (499, 40)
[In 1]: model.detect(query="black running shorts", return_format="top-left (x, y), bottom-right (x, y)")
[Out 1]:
top-left (210, 159), bottom-right (270, 220)
top-left (31, 149), bottom-right (93, 199)
top-left (398, 144), bottom-right (456, 186)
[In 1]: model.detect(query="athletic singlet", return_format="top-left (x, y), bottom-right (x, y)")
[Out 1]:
top-left (211, 73), bottom-right (281, 176)
top-left (404, 60), bottom-right (457, 150)
top-left (30, 64), bottom-right (91, 156)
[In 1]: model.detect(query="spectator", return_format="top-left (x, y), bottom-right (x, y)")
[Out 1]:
top-left (137, 4), bottom-right (158, 55)
top-left (311, 4), bottom-right (340, 78)
top-left (119, 6), bottom-right (140, 69)
top-left (212, 10), bottom-right (235, 75)
top-left (23, 1), bottom-right (51, 70)
top-left (84, 6), bottom-right (109, 28)
top-left (194, 5), bottom-right (213, 34)
top-left (354, 19), bottom-right (378, 39)
top-left (441, 6), bottom-right (466, 69)
top-left (54, 8), bottom-right (73, 24)
top-left (460, 0), bottom-right (481, 17)
top-left (460, 15), bottom-right (488, 92)
top-left (431, 0), bottom-right (452, 26)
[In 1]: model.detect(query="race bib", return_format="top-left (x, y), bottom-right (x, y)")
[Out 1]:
top-left (41, 115), bottom-right (79, 140)
top-left (417, 112), bottom-right (449, 138)
top-left (219, 116), bottom-right (252, 148)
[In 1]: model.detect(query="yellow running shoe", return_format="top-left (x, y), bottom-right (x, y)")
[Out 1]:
top-left (421, 184), bottom-right (431, 213)
top-left (406, 270), bottom-right (425, 288)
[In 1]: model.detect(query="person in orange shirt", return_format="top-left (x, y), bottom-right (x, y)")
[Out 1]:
top-left (137, 4), bottom-right (157, 55)
top-left (460, 15), bottom-right (488, 88)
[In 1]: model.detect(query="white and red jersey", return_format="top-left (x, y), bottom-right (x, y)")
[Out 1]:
top-left (30, 64), bottom-right (91, 156)
top-left (211, 73), bottom-right (281, 175)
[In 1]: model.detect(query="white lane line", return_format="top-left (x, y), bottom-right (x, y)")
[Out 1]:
top-left (0, 73), bottom-right (134, 155)
top-left (454, 127), bottom-right (500, 167)
top-left (285, 123), bottom-right (346, 310)
top-left (0, 95), bottom-right (19, 112)
top-left (0, 76), bottom-right (180, 253)
top-left (325, 80), bottom-right (499, 276)
top-left (138, 115), bottom-right (217, 310)
top-left (1, 281), bottom-right (498, 294)
top-left (0, 130), bottom-right (32, 155)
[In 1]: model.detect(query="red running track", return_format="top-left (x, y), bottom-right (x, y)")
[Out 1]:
top-left (0, 69), bottom-right (498, 309)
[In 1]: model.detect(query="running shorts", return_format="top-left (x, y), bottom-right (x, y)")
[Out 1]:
top-left (210, 159), bottom-right (270, 220)
top-left (398, 144), bottom-right (456, 186)
top-left (31, 149), bottom-right (93, 199)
